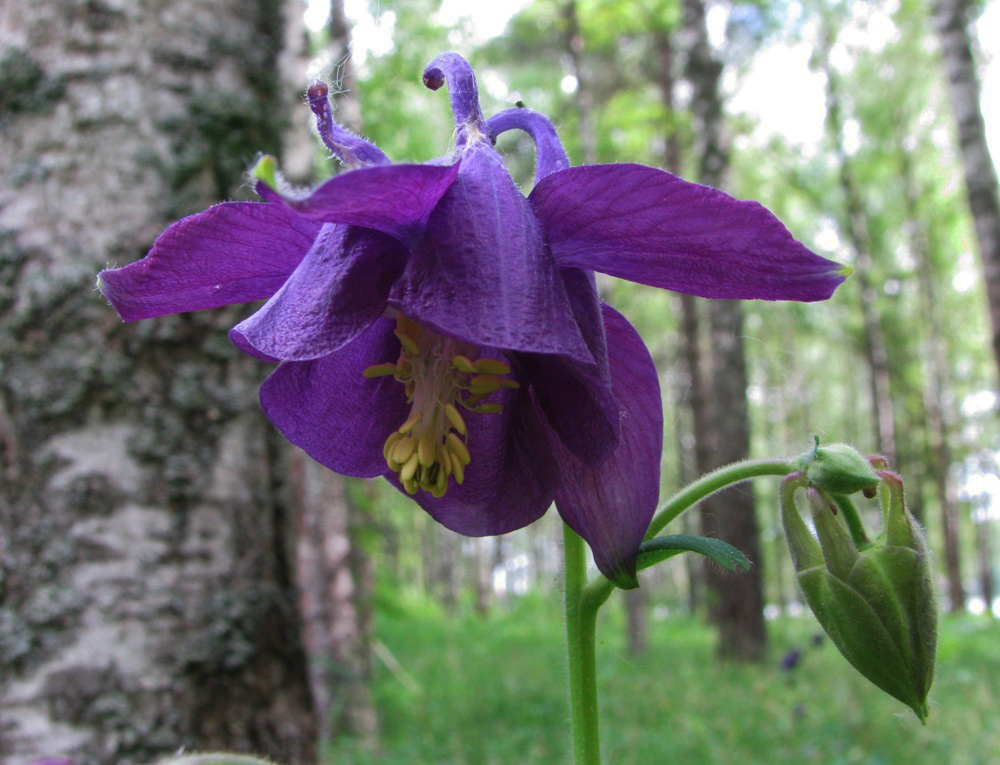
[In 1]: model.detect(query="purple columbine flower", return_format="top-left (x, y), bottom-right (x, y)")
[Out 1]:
top-left (98, 53), bottom-right (846, 587)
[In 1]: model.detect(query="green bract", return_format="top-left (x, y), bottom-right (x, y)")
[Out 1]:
top-left (780, 470), bottom-right (937, 722)
top-left (795, 440), bottom-right (880, 496)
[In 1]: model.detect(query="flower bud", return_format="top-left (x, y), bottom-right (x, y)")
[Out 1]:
top-left (780, 471), bottom-right (936, 722)
top-left (795, 440), bottom-right (880, 496)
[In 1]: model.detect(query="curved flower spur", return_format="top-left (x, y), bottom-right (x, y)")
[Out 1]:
top-left (98, 53), bottom-right (847, 588)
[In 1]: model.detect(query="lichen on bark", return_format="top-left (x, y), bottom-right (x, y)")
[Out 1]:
top-left (0, 2), bottom-right (317, 763)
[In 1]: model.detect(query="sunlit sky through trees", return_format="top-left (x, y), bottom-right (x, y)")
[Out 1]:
top-left (297, 0), bottom-right (1000, 544)
top-left (304, 0), bottom-right (999, 157)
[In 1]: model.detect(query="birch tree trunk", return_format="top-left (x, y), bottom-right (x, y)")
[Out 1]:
top-left (900, 146), bottom-right (966, 612)
top-left (818, 22), bottom-right (899, 467)
top-left (288, 0), bottom-right (378, 744)
top-left (682, 0), bottom-right (766, 661)
top-left (931, 0), bottom-right (1000, 384)
top-left (0, 1), bottom-right (317, 762)
top-left (654, 28), bottom-right (703, 617)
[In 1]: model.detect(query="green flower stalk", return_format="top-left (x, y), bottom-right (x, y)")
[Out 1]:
top-left (780, 464), bottom-right (937, 722)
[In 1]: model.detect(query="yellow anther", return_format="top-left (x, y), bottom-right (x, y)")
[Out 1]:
top-left (447, 432), bottom-right (471, 465)
top-left (469, 374), bottom-right (500, 388)
top-left (394, 329), bottom-right (420, 356)
top-left (469, 374), bottom-right (519, 393)
top-left (383, 431), bottom-right (403, 460)
top-left (392, 436), bottom-right (417, 465)
top-left (417, 437), bottom-right (436, 467)
top-left (444, 403), bottom-right (467, 435)
top-left (370, 315), bottom-right (518, 498)
top-left (469, 380), bottom-right (502, 395)
top-left (398, 414), bottom-right (421, 434)
top-left (474, 403), bottom-right (503, 414)
top-left (400, 452), bottom-right (420, 484)
top-left (438, 444), bottom-right (452, 476)
top-left (452, 355), bottom-right (477, 373)
top-left (363, 362), bottom-right (399, 378)
top-left (473, 358), bottom-right (512, 376)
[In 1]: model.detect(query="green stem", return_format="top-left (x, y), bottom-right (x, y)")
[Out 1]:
top-left (584, 457), bottom-right (795, 608)
top-left (646, 457), bottom-right (794, 540)
top-left (564, 523), bottom-right (601, 765)
top-left (830, 493), bottom-right (871, 549)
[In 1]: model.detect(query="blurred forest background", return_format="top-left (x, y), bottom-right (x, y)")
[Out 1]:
top-left (1, 0), bottom-right (998, 763)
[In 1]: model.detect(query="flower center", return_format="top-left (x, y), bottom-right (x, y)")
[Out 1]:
top-left (364, 315), bottom-right (518, 498)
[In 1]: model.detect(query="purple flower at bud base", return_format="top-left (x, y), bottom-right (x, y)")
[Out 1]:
top-left (780, 469), bottom-right (937, 722)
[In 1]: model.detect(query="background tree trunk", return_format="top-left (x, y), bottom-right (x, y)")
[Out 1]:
top-left (817, 21), bottom-right (899, 467)
top-left (562, 0), bottom-right (597, 164)
top-left (682, 0), bottom-right (766, 661)
top-left (0, 1), bottom-right (317, 762)
top-left (901, 146), bottom-right (966, 612)
top-left (931, 0), bottom-right (1000, 384)
top-left (286, 0), bottom-right (379, 745)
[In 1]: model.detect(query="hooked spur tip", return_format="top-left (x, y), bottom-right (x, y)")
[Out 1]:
top-left (307, 80), bottom-right (330, 109)
top-left (422, 67), bottom-right (445, 91)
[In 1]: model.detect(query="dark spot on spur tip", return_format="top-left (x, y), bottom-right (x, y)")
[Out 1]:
top-left (423, 69), bottom-right (445, 90)
top-left (307, 80), bottom-right (329, 101)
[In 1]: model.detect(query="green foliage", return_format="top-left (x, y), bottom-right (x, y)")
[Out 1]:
top-left (325, 602), bottom-right (1000, 763)
top-left (637, 534), bottom-right (752, 573)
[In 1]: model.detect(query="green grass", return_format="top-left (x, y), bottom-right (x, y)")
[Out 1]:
top-left (325, 595), bottom-right (1000, 764)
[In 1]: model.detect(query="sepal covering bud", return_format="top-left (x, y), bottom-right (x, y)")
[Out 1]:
top-left (780, 469), bottom-right (936, 722)
top-left (794, 439), bottom-right (880, 496)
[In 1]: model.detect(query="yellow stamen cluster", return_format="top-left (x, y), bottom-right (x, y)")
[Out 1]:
top-left (364, 316), bottom-right (519, 498)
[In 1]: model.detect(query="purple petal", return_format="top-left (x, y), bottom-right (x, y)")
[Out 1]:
top-left (256, 161), bottom-right (461, 245)
top-left (393, 382), bottom-right (558, 536)
top-left (308, 80), bottom-right (390, 167)
top-left (99, 202), bottom-right (320, 321)
top-left (530, 164), bottom-right (847, 302)
top-left (389, 143), bottom-right (593, 365)
top-left (423, 53), bottom-right (490, 148)
top-left (258, 319), bottom-right (409, 477)
top-left (230, 328), bottom-right (281, 363)
top-left (232, 225), bottom-right (407, 361)
top-left (488, 107), bottom-right (570, 185)
top-left (548, 304), bottom-right (663, 588)
top-left (517, 268), bottom-right (619, 465)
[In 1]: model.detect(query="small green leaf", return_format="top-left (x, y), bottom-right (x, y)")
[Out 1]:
top-left (636, 535), bottom-right (751, 573)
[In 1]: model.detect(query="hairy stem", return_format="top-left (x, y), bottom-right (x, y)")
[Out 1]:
top-left (564, 524), bottom-right (601, 765)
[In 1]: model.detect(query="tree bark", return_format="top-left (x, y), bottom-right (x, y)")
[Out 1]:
top-left (562, 0), bottom-right (597, 164)
top-left (290, 454), bottom-right (377, 743)
top-left (681, 0), bottom-right (766, 662)
top-left (286, 0), bottom-right (378, 745)
top-left (931, 0), bottom-right (1000, 384)
top-left (0, 1), bottom-right (317, 762)
top-left (975, 516), bottom-right (994, 617)
top-left (900, 145), bottom-right (966, 612)
top-left (654, 28), bottom-right (703, 617)
top-left (817, 22), bottom-right (899, 467)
